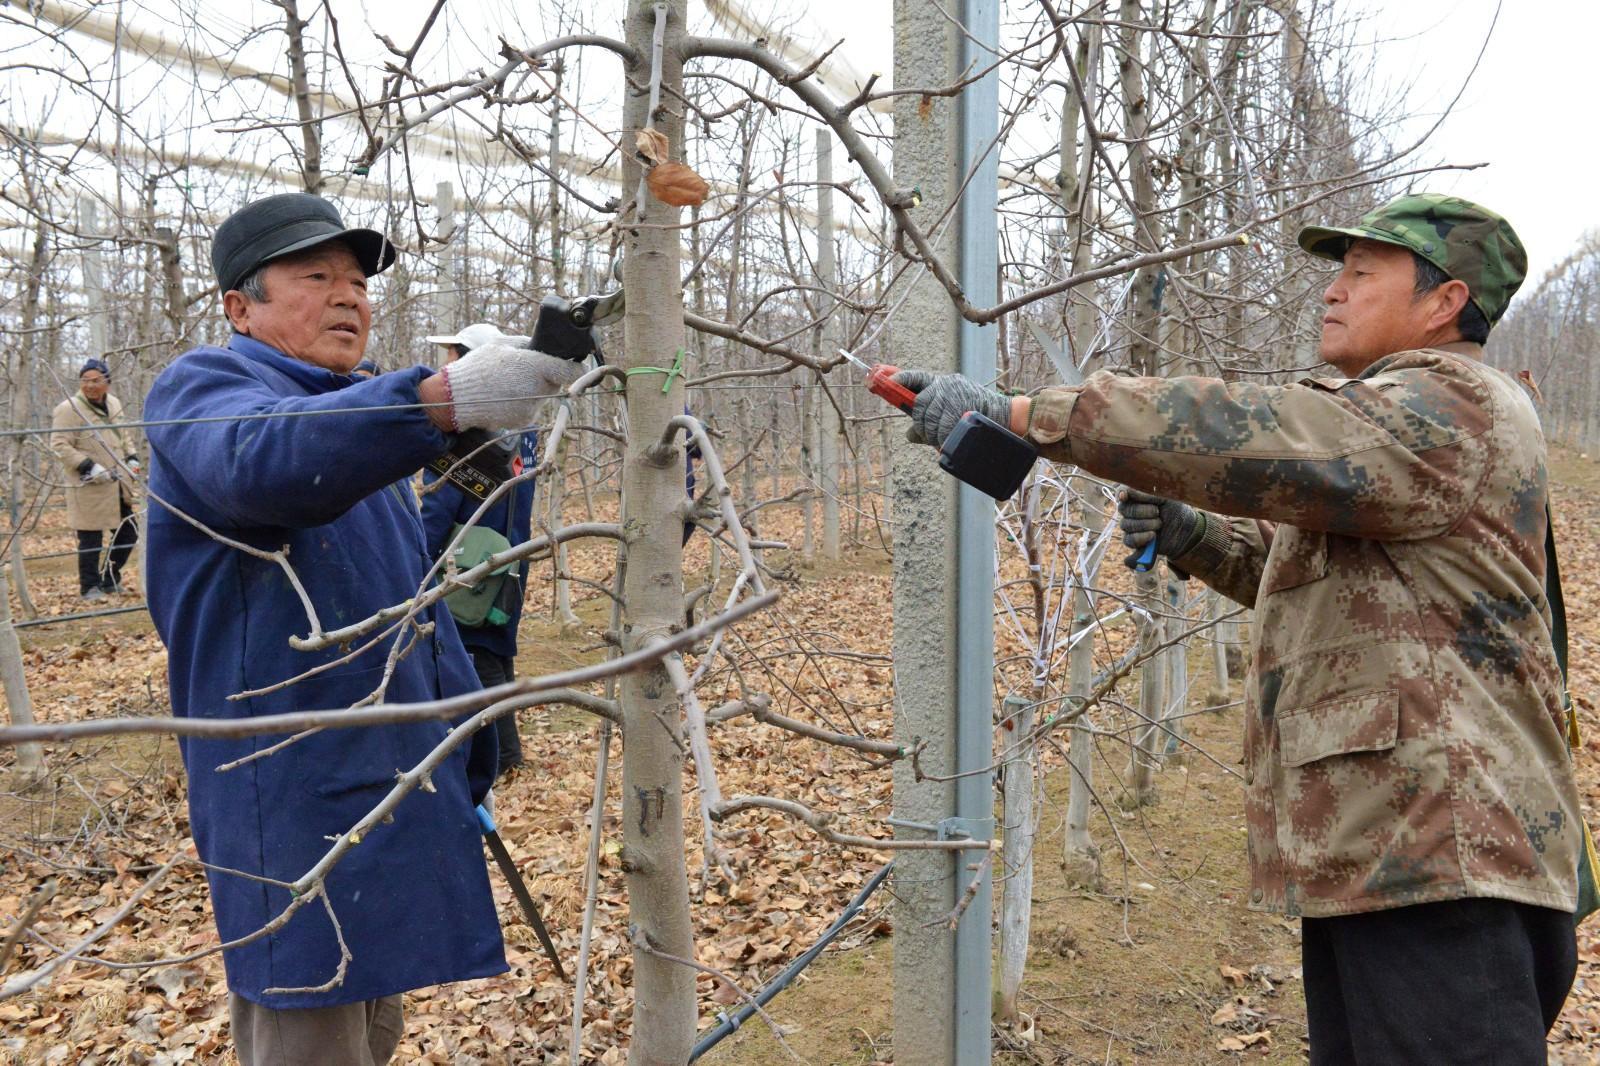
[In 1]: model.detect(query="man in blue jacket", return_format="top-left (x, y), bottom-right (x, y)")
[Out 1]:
top-left (143, 193), bottom-right (586, 1065)
top-left (422, 322), bottom-right (540, 778)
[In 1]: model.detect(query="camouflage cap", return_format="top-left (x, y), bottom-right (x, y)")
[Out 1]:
top-left (1297, 193), bottom-right (1527, 326)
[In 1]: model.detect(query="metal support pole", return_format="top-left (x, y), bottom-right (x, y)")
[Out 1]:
top-left (954, 0), bottom-right (1000, 1058)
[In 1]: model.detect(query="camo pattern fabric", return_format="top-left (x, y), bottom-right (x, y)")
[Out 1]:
top-left (1027, 342), bottom-right (1581, 918)
top-left (1298, 193), bottom-right (1528, 326)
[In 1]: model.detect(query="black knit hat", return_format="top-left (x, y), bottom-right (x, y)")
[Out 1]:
top-left (211, 193), bottom-right (396, 295)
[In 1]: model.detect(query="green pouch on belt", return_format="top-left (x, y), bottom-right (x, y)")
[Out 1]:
top-left (441, 523), bottom-right (519, 629)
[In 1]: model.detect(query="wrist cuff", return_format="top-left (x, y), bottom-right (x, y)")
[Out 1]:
top-left (438, 366), bottom-right (461, 432)
top-left (1171, 511), bottom-right (1229, 580)
top-left (1173, 511), bottom-right (1208, 557)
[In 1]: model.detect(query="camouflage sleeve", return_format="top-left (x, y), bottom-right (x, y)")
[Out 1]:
top-left (1025, 354), bottom-right (1494, 539)
top-left (1169, 513), bottom-right (1273, 608)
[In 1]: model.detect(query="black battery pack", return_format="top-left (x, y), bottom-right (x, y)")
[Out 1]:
top-left (427, 429), bottom-right (518, 501)
top-left (938, 411), bottom-right (1038, 501)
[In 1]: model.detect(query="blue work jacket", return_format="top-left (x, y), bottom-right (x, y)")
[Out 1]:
top-left (419, 430), bottom-right (538, 660)
top-left (144, 334), bottom-right (506, 1008)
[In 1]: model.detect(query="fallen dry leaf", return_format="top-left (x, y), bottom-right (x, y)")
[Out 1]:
top-left (1217, 1030), bottom-right (1272, 1052)
top-left (1211, 1001), bottom-right (1240, 1026)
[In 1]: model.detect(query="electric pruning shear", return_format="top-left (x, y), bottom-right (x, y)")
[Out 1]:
top-left (837, 348), bottom-right (1040, 504)
top-left (842, 331), bottom-right (1155, 572)
top-left (427, 280), bottom-right (625, 501)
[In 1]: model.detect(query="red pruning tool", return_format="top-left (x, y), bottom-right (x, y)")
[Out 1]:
top-left (838, 348), bottom-right (1036, 501)
top-left (839, 348), bottom-right (918, 413)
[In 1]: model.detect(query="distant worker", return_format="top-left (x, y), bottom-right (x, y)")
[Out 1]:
top-left (50, 358), bottom-right (140, 601)
top-left (421, 322), bottom-right (541, 779)
top-left (899, 195), bottom-right (1583, 1063)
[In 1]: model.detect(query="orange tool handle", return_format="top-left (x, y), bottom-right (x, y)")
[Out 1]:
top-left (866, 364), bottom-right (918, 414)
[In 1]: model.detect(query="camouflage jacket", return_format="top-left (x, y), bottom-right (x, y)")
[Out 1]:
top-left (1027, 342), bottom-right (1581, 918)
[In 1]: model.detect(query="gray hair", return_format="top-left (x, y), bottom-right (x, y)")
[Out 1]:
top-left (1412, 254), bottom-right (1489, 344)
top-left (234, 266), bottom-right (270, 303)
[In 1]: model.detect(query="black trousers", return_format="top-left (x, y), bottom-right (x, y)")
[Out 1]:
top-left (468, 648), bottom-right (523, 776)
top-left (1303, 896), bottom-right (1576, 1065)
top-left (76, 498), bottom-right (138, 594)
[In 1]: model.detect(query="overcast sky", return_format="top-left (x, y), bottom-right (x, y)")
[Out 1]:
top-left (1358, 1), bottom-right (1598, 288)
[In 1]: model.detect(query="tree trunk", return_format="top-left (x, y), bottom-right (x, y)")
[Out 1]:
top-left (1161, 575), bottom-right (1189, 761)
top-left (1063, 581), bottom-right (1101, 875)
top-left (547, 67), bottom-right (565, 294)
top-left (996, 694), bottom-right (1035, 1024)
top-left (816, 131), bottom-right (841, 560)
top-left (1116, 1), bottom-right (1166, 809)
top-left (435, 181), bottom-right (456, 324)
top-left (800, 383), bottom-right (816, 561)
top-left (1209, 588), bottom-right (1231, 698)
top-left (548, 428), bottom-right (582, 630)
top-left (0, 564), bottom-right (45, 782)
top-left (618, 2), bottom-right (695, 1061)
top-left (278, 0), bottom-right (324, 193)
top-left (1124, 579), bottom-right (1166, 809)
top-left (7, 209), bottom-right (49, 621)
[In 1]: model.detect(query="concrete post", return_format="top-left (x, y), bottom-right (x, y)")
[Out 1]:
top-left (77, 198), bottom-right (109, 359)
top-left (889, 2), bottom-right (963, 1055)
top-left (890, 0), bottom-right (998, 1059)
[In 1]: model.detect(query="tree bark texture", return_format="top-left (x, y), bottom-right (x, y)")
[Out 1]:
top-left (619, 3), bottom-right (695, 1062)
top-left (277, 0), bottom-right (323, 194)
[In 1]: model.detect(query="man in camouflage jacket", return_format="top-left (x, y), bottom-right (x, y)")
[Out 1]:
top-left (898, 195), bottom-right (1583, 1063)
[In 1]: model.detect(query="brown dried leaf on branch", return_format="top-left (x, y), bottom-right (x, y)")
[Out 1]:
top-left (648, 162), bottom-right (709, 207)
top-left (634, 127), bottom-right (669, 165)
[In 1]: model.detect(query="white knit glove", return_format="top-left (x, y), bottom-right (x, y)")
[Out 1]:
top-left (82, 462), bottom-right (114, 484)
top-left (439, 342), bottom-right (585, 432)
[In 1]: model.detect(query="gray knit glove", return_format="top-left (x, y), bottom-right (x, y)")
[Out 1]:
top-left (440, 342), bottom-right (585, 432)
top-left (1118, 488), bottom-right (1204, 565)
top-left (892, 371), bottom-right (1012, 448)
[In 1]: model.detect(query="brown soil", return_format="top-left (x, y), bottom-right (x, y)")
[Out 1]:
top-left (700, 647), bottom-right (1309, 1066)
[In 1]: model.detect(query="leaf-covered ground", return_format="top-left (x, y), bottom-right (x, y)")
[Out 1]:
top-left (3, 455), bottom-right (1600, 1064)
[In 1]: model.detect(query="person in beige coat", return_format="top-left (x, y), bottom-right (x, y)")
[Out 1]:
top-left (50, 359), bottom-right (140, 600)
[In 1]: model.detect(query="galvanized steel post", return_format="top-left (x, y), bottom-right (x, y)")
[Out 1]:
top-left (954, 0), bottom-right (1000, 1059)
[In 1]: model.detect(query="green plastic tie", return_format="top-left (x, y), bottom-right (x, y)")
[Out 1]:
top-left (624, 348), bottom-right (688, 394)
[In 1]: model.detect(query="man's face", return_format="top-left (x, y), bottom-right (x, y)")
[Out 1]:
top-left (79, 370), bottom-right (108, 403)
top-left (1319, 239), bottom-right (1454, 376)
top-left (224, 243), bottom-right (372, 372)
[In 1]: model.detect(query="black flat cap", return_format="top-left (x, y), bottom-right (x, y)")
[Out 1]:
top-left (212, 192), bottom-right (397, 295)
